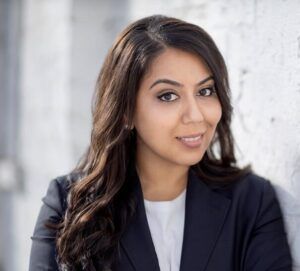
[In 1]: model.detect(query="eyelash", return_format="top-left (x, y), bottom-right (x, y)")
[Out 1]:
top-left (157, 87), bottom-right (217, 102)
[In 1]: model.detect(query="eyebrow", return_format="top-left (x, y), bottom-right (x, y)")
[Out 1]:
top-left (149, 75), bottom-right (214, 89)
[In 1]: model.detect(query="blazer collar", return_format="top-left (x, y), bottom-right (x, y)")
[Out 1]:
top-left (120, 166), bottom-right (231, 271)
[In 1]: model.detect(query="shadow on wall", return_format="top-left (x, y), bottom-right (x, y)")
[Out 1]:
top-left (273, 183), bottom-right (300, 270)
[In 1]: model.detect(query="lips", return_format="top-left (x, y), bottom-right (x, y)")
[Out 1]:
top-left (176, 132), bottom-right (203, 139)
top-left (176, 133), bottom-right (204, 148)
top-left (178, 135), bottom-right (201, 142)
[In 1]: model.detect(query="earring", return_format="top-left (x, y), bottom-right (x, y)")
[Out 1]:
top-left (125, 124), bottom-right (134, 130)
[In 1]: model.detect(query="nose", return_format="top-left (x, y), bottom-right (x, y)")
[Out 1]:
top-left (181, 95), bottom-right (205, 124)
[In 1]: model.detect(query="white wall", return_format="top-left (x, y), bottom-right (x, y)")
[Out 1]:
top-left (17, 0), bottom-right (73, 270)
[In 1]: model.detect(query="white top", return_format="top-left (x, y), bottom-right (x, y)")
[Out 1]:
top-left (144, 188), bottom-right (187, 271)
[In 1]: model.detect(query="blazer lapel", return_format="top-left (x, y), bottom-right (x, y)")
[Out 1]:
top-left (179, 169), bottom-right (231, 271)
top-left (120, 166), bottom-right (160, 271)
top-left (120, 166), bottom-right (231, 271)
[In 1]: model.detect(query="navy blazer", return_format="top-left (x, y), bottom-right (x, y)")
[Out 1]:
top-left (29, 167), bottom-right (292, 270)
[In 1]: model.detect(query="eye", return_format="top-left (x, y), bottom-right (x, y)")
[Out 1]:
top-left (197, 86), bottom-right (216, 97)
top-left (157, 92), bottom-right (179, 102)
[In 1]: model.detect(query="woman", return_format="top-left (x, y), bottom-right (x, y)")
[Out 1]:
top-left (29, 15), bottom-right (292, 270)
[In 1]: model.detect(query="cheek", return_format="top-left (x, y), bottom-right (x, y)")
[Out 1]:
top-left (202, 100), bottom-right (222, 142)
top-left (206, 100), bottom-right (222, 126)
top-left (134, 98), bottom-right (177, 140)
top-left (214, 103), bottom-right (223, 126)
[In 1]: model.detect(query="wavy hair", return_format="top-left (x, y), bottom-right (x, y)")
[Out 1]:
top-left (51, 14), bottom-right (251, 270)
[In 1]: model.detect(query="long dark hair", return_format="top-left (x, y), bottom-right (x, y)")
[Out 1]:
top-left (53, 14), bottom-right (251, 270)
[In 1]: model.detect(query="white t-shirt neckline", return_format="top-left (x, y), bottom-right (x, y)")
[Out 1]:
top-left (144, 188), bottom-right (187, 271)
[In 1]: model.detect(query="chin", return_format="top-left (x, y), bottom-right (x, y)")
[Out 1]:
top-left (174, 154), bottom-right (204, 167)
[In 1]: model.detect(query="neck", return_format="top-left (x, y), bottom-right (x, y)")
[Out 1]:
top-left (135, 151), bottom-right (189, 201)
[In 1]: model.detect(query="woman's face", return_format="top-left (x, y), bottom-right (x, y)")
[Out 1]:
top-left (133, 47), bottom-right (222, 167)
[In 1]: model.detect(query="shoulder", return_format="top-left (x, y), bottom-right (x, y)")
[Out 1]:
top-left (212, 172), bottom-right (283, 224)
top-left (233, 173), bottom-right (278, 206)
top-left (43, 171), bottom-right (83, 214)
top-left (54, 171), bottom-right (83, 192)
top-left (212, 172), bottom-right (274, 202)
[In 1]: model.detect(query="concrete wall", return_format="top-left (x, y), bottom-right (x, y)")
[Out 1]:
top-left (0, 0), bottom-right (299, 270)
top-left (70, 0), bottom-right (129, 161)
top-left (8, 0), bottom-right (73, 270)
top-left (0, 0), bottom-right (22, 270)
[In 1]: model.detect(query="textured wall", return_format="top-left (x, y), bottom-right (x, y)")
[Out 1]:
top-left (17, 0), bottom-right (73, 270)
top-left (4, 0), bottom-right (299, 270)
top-left (70, 0), bottom-right (130, 161)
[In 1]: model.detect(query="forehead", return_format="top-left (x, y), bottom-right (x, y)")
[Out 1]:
top-left (141, 47), bottom-right (212, 86)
